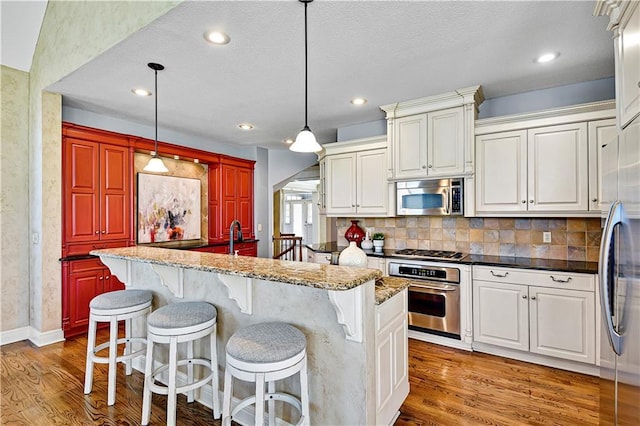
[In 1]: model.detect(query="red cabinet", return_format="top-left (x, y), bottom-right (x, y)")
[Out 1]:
top-left (211, 157), bottom-right (255, 243)
top-left (63, 139), bottom-right (130, 246)
top-left (62, 123), bottom-right (131, 338)
top-left (62, 258), bottom-right (125, 337)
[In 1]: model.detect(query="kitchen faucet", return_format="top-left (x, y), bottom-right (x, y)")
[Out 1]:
top-left (229, 220), bottom-right (243, 255)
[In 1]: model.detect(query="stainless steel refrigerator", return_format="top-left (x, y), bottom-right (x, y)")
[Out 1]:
top-left (599, 117), bottom-right (640, 425)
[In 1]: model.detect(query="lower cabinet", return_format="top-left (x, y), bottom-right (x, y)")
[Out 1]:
top-left (472, 265), bottom-right (596, 364)
top-left (191, 241), bottom-right (257, 257)
top-left (375, 289), bottom-right (409, 426)
top-left (62, 258), bottom-right (125, 338)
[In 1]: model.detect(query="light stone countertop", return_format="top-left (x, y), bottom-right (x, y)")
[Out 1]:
top-left (374, 276), bottom-right (410, 305)
top-left (90, 246), bottom-right (381, 291)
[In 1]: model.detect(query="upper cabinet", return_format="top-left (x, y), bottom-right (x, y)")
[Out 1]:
top-left (63, 126), bottom-right (131, 255)
top-left (475, 102), bottom-right (616, 217)
top-left (321, 136), bottom-right (394, 217)
top-left (381, 86), bottom-right (483, 181)
top-left (216, 157), bottom-right (255, 242)
top-left (596, 1), bottom-right (640, 129)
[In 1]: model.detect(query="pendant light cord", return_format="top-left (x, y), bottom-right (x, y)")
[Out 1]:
top-left (304, 0), bottom-right (309, 129)
top-left (154, 67), bottom-right (158, 156)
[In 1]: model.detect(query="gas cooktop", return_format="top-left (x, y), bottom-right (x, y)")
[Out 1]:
top-left (390, 249), bottom-right (466, 261)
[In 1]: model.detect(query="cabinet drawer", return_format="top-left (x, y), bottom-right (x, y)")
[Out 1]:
top-left (69, 258), bottom-right (105, 273)
top-left (376, 290), bottom-right (407, 333)
top-left (473, 265), bottom-right (595, 292)
top-left (65, 240), bottom-right (129, 257)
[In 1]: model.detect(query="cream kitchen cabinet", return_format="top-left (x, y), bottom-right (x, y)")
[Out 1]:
top-left (588, 118), bottom-right (617, 212)
top-left (381, 86), bottom-right (483, 180)
top-left (597, 1), bottom-right (640, 128)
top-left (322, 136), bottom-right (394, 217)
top-left (472, 265), bottom-right (597, 364)
top-left (392, 107), bottom-right (464, 179)
top-left (475, 102), bottom-right (616, 216)
top-left (476, 123), bottom-right (588, 214)
top-left (375, 288), bottom-right (409, 426)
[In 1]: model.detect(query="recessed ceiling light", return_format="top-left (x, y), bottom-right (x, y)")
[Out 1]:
top-left (204, 30), bottom-right (230, 45)
top-left (350, 97), bottom-right (367, 105)
top-left (132, 88), bottom-right (151, 96)
top-left (238, 123), bottom-right (254, 130)
top-left (535, 52), bottom-right (560, 63)
top-left (283, 138), bottom-right (294, 145)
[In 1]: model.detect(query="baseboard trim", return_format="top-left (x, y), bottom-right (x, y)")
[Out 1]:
top-left (0, 326), bottom-right (31, 346)
top-left (29, 327), bottom-right (65, 347)
top-left (0, 326), bottom-right (65, 347)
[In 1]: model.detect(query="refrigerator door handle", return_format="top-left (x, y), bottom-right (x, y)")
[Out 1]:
top-left (599, 201), bottom-right (624, 356)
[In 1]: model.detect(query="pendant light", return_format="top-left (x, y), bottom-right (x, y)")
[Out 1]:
top-left (289, 0), bottom-right (322, 153)
top-left (143, 62), bottom-right (169, 173)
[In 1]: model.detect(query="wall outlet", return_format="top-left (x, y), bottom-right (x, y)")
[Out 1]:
top-left (32, 232), bottom-right (39, 244)
top-left (257, 223), bottom-right (263, 232)
top-left (543, 231), bottom-right (551, 243)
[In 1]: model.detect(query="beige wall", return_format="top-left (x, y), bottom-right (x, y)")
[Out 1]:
top-left (2, 1), bottom-right (180, 342)
top-left (338, 216), bottom-right (602, 262)
top-left (1, 66), bottom-right (31, 332)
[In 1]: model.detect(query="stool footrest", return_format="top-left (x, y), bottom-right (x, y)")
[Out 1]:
top-left (231, 391), bottom-right (302, 421)
top-left (90, 337), bottom-right (147, 364)
top-left (147, 358), bottom-right (214, 396)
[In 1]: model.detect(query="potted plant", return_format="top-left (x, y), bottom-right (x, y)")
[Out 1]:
top-left (372, 232), bottom-right (385, 253)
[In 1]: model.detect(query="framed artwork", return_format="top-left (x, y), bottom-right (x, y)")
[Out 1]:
top-left (137, 173), bottom-right (201, 243)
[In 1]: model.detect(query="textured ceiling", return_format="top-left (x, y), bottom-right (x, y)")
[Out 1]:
top-left (48, 1), bottom-right (614, 151)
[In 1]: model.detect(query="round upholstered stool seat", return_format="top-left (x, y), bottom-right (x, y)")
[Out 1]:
top-left (142, 301), bottom-right (220, 426)
top-left (222, 322), bottom-right (310, 426)
top-left (84, 289), bottom-right (153, 406)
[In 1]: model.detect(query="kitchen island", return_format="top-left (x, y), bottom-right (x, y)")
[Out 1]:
top-left (90, 246), bottom-right (409, 425)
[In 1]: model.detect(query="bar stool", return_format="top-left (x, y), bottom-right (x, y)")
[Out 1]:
top-left (222, 322), bottom-right (309, 426)
top-left (84, 289), bottom-right (153, 406)
top-left (141, 301), bottom-right (220, 426)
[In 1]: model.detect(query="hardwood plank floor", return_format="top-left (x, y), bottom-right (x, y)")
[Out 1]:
top-left (396, 339), bottom-right (601, 426)
top-left (1, 332), bottom-right (601, 425)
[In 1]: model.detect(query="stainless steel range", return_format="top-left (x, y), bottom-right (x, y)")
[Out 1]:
top-left (388, 249), bottom-right (465, 340)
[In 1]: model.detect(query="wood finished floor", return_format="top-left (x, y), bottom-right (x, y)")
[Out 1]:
top-left (1, 332), bottom-right (601, 425)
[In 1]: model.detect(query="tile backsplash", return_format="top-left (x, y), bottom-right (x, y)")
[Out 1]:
top-left (337, 217), bottom-right (602, 262)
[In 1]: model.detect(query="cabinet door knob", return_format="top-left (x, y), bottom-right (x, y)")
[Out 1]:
top-left (356, 204), bottom-right (360, 207)
top-left (637, 81), bottom-right (640, 88)
top-left (428, 164), bottom-right (433, 168)
top-left (521, 200), bottom-right (526, 204)
top-left (99, 276), bottom-right (103, 280)
top-left (95, 231), bottom-right (99, 234)
top-left (529, 199), bottom-right (534, 203)
top-left (102, 230), bottom-right (106, 234)
top-left (421, 165), bottom-right (426, 169)
top-left (530, 296), bottom-right (536, 300)
top-left (522, 295), bottom-right (527, 299)
top-left (352, 204), bottom-right (355, 207)
top-left (592, 198), bottom-right (597, 202)
top-left (105, 276), bottom-right (110, 280)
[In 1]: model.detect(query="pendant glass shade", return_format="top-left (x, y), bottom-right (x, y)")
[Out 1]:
top-left (143, 62), bottom-right (168, 173)
top-left (291, 0), bottom-right (322, 153)
top-left (143, 156), bottom-right (169, 173)
top-left (290, 126), bottom-right (322, 152)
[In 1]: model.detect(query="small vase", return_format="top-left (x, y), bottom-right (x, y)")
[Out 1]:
top-left (361, 235), bottom-right (373, 250)
top-left (338, 241), bottom-right (368, 268)
top-left (344, 220), bottom-right (365, 247)
top-left (373, 239), bottom-right (384, 253)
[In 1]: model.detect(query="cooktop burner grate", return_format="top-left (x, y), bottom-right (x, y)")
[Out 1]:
top-left (391, 249), bottom-right (465, 260)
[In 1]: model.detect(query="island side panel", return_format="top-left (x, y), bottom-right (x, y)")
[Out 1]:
top-left (124, 260), bottom-right (377, 425)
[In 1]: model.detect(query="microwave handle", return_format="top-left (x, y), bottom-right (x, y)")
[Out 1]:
top-left (443, 187), bottom-right (450, 214)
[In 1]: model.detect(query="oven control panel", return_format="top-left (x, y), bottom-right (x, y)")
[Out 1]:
top-left (388, 262), bottom-right (460, 284)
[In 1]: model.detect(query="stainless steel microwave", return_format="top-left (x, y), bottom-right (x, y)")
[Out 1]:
top-left (396, 179), bottom-right (463, 216)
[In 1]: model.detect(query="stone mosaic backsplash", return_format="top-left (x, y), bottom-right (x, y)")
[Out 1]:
top-left (337, 217), bottom-right (602, 262)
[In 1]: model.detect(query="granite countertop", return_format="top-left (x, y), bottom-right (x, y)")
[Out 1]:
top-left (90, 246), bottom-right (381, 291)
top-left (374, 276), bottom-right (410, 305)
top-left (306, 242), bottom-right (598, 274)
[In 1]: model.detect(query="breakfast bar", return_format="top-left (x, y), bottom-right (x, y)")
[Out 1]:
top-left (90, 246), bottom-right (409, 425)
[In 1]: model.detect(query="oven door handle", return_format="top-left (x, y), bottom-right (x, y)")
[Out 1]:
top-left (410, 283), bottom-right (457, 293)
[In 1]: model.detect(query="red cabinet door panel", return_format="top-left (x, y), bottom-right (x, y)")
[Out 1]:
top-left (100, 144), bottom-right (130, 240)
top-left (65, 140), bottom-right (99, 242)
top-left (69, 271), bottom-right (103, 329)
